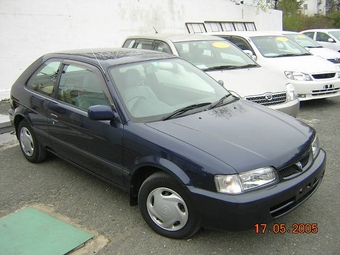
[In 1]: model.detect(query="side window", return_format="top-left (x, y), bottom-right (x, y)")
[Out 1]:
top-left (135, 39), bottom-right (154, 50)
top-left (58, 64), bottom-right (110, 111)
top-left (27, 61), bottom-right (61, 96)
top-left (316, 32), bottom-right (331, 42)
top-left (226, 37), bottom-right (253, 52)
top-left (122, 39), bottom-right (136, 48)
top-left (303, 32), bottom-right (314, 39)
top-left (154, 41), bottom-right (172, 53)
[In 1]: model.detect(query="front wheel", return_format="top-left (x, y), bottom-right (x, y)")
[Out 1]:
top-left (18, 120), bottom-right (46, 163)
top-left (138, 172), bottom-right (200, 239)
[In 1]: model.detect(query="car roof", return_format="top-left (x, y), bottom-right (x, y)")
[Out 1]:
top-left (124, 33), bottom-right (225, 43)
top-left (42, 47), bottom-right (176, 67)
top-left (301, 28), bottom-right (340, 32)
top-left (207, 30), bottom-right (294, 38)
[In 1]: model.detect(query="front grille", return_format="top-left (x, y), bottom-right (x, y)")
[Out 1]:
top-left (312, 87), bottom-right (340, 96)
top-left (328, 58), bottom-right (340, 64)
top-left (270, 172), bottom-right (324, 218)
top-left (278, 152), bottom-right (311, 180)
top-left (245, 92), bottom-right (286, 106)
top-left (312, 73), bottom-right (336, 79)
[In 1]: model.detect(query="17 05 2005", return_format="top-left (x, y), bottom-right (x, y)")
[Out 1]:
top-left (254, 223), bottom-right (318, 234)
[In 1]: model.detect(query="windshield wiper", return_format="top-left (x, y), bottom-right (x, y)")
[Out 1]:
top-left (162, 102), bottom-right (211, 121)
top-left (208, 94), bottom-right (237, 110)
top-left (203, 65), bottom-right (240, 71)
top-left (306, 46), bottom-right (323, 49)
top-left (239, 64), bottom-right (258, 68)
top-left (277, 53), bottom-right (311, 57)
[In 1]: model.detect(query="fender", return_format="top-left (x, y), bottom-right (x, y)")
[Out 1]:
top-left (132, 155), bottom-right (192, 185)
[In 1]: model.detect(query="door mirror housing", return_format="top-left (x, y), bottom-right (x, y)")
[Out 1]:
top-left (243, 50), bottom-right (257, 61)
top-left (88, 105), bottom-right (118, 121)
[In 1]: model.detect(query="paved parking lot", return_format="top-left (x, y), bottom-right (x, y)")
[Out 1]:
top-left (0, 98), bottom-right (339, 255)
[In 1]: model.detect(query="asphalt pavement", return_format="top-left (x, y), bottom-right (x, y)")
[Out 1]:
top-left (0, 98), bottom-right (339, 255)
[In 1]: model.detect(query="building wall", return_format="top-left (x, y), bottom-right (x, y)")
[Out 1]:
top-left (302, 0), bottom-right (327, 16)
top-left (0, 0), bottom-right (282, 99)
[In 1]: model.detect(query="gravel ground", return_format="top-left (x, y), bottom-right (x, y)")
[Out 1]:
top-left (0, 99), bottom-right (10, 115)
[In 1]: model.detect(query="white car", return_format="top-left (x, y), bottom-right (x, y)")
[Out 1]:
top-left (209, 31), bottom-right (340, 101)
top-left (122, 34), bottom-right (299, 116)
top-left (282, 31), bottom-right (340, 67)
top-left (301, 29), bottom-right (340, 52)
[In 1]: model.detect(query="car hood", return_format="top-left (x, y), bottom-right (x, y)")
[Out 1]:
top-left (205, 67), bottom-right (288, 97)
top-left (146, 100), bottom-right (314, 174)
top-left (307, 47), bottom-right (340, 60)
top-left (258, 55), bottom-right (338, 73)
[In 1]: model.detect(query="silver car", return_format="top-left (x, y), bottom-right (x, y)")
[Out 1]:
top-left (122, 34), bottom-right (299, 117)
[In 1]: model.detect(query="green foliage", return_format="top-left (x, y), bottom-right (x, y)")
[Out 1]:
top-left (283, 14), bottom-right (334, 31)
top-left (278, 0), bottom-right (304, 16)
top-left (278, 0), bottom-right (340, 31)
top-left (327, 12), bottom-right (340, 27)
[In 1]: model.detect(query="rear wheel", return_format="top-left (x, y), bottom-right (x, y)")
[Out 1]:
top-left (138, 172), bottom-right (200, 239)
top-left (18, 120), bottom-right (46, 163)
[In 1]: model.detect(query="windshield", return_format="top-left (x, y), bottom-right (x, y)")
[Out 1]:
top-left (173, 40), bottom-right (258, 70)
top-left (250, 35), bottom-right (311, 58)
top-left (284, 33), bottom-right (322, 48)
top-left (109, 58), bottom-right (230, 122)
top-left (329, 30), bottom-right (340, 40)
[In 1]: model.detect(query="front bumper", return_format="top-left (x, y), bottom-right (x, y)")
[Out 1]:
top-left (292, 79), bottom-right (340, 101)
top-left (187, 149), bottom-right (326, 231)
top-left (269, 98), bottom-right (300, 117)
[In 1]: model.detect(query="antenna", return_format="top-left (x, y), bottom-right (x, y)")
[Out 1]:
top-left (153, 26), bottom-right (158, 34)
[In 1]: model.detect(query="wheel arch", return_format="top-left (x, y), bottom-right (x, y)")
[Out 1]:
top-left (128, 157), bottom-right (192, 206)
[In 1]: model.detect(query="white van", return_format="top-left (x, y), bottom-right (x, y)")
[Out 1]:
top-left (209, 31), bottom-right (340, 101)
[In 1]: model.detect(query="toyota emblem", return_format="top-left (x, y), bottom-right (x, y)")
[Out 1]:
top-left (265, 93), bottom-right (273, 101)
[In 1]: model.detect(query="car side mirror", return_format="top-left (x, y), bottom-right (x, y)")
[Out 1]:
top-left (328, 38), bottom-right (335, 43)
top-left (217, 80), bottom-right (224, 86)
top-left (88, 105), bottom-right (118, 121)
top-left (243, 50), bottom-right (257, 61)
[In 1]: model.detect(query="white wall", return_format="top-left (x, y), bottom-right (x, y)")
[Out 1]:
top-left (0, 0), bottom-right (282, 99)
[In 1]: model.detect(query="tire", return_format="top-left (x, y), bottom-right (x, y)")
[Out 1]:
top-left (138, 172), bottom-right (200, 239)
top-left (18, 120), bottom-right (46, 163)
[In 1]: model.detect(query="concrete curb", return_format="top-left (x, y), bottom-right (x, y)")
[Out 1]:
top-left (0, 114), bottom-right (13, 134)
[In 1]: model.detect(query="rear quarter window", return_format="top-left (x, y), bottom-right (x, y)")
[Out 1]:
top-left (26, 61), bottom-right (61, 96)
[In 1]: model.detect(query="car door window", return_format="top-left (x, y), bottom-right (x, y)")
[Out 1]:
top-left (57, 64), bottom-right (110, 110)
top-left (122, 39), bottom-right (135, 48)
top-left (27, 61), bottom-right (61, 96)
top-left (153, 41), bottom-right (172, 53)
top-left (134, 39), bottom-right (154, 50)
top-left (225, 36), bottom-right (253, 52)
top-left (316, 32), bottom-right (331, 42)
top-left (303, 32), bottom-right (315, 40)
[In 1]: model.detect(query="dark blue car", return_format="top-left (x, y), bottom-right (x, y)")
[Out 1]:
top-left (9, 48), bottom-right (326, 239)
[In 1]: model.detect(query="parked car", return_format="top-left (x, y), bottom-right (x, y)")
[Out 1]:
top-left (282, 31), bottom-right (340, 67)
top-left (122, 34), bottom-right (299, 117)
top-left (9, 48), bottom-right (326, 239)
top-left (301, 29), bottom-right (340, 52)
top-left (209, 31), bottom-right (340, 101)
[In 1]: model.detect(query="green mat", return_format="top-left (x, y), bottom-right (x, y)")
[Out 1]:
top-left (0, 207), bottom-right (93, 255)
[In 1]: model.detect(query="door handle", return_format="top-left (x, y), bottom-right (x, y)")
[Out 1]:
top-left (50, 113), bottom-right (59, 123)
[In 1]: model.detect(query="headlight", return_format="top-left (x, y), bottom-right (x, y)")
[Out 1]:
top-left (312, 134), bottom-right (320, 158)
top-left (284, 71), bottom-right (312, 81)
top-left (285, 83), bottom-right (297, 100)
top-left (214, 167), bottom-right (277, 194)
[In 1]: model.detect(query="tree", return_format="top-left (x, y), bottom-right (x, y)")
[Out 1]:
top-left (277, 0), bottom-right (304, 16)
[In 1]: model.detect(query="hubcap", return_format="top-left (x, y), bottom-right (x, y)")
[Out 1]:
top-left (146, 187), bottom-right (188, 231)
top-left (20, 127), bottom-right (34, 157)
